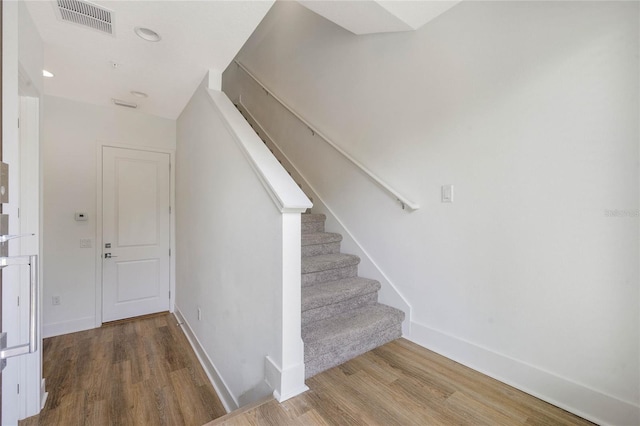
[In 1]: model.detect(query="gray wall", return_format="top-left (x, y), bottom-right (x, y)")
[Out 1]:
top-left (224, 1), bottom-right (639, 423)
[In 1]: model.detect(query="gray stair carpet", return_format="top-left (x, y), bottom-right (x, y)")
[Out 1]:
top-left (302, 232), bottom-right (342, 257)
top-left (301, 213), bottom-right (404, 379)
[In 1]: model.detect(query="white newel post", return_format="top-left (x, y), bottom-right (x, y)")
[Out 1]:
top-left (266, 211), bottom-right (309, 401)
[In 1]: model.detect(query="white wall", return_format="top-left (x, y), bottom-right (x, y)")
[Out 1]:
top-left (42, 95), bottom-right (175, 337)
top-left (176, 79), bottom-right (297, 409)
top-left (224, 1), bottom-right (639, 424)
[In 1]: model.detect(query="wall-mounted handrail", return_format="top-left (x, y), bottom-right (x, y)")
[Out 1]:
top-left (234, 61), bottom-right (420, 212)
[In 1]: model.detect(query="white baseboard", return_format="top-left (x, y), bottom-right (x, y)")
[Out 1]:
top-left (409, 321), bottom-right (639, 426)
top-left (174, 306), bottom-right (238, 413)
top-left (42, 316), bottom-right (95, 338)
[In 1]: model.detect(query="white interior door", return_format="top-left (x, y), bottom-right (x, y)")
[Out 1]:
top-left (102, 147), bottom-right (170, 322)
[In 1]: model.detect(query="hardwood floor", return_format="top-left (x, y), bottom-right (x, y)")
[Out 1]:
top-left (20, 313), bottom-right (227, 426)
top-left (209, 339), bottom-right (594, 426)
top-left (20, 316), bottom-right (594, 426)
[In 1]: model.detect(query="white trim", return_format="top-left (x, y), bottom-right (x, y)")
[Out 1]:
top-left (19, 95), bottom-right (42, 420)
top-left (174, 307), bottom-right (237, 413)
top-left (3, 5), bottom-right (22, 424)
top-left (95, 143), bottom-right (176, 327)
top-left (265, 356), bottom-right (308, 402)
top-left (408, 321), bottom-right (640, 426)
top-left (271, 212), bottom-right (308, 402)
top-left (42, 316), bottom-right (95, 338)
top-left (207, 68), bottom-right (222, 91)
top-left (204, 85), bottom-right (311, 214)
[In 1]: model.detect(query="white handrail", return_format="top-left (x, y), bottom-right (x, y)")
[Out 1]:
top-left (234, 61), bottom-right (420, 212)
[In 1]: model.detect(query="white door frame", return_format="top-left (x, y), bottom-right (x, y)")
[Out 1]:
top-left (95, 143), bottom-right (175, 327)
top-left (18, 94), bottom-right (44, 420)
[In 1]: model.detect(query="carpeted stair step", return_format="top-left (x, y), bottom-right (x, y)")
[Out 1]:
top-left (302, 277), bottom-right (380, 323)
top-left (303, 304), bottom-right (405, 378)
top-left (302, 213), bottom-right (326, 234)
top-left (302, 253), bottom-right (360, 286)
top-left (302, 232), bottom-right (342, 257)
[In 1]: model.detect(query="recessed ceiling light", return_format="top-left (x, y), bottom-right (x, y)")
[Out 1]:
top-left (130, 91), bottom-right (148, 98)
top-left (134, 27), bottom-right (161, 42)
top-left (42, 69), bottom-right (54, 78)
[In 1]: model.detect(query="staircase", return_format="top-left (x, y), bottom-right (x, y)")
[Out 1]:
top-left (233, 103), bottom-right (405, 378)
top-left (301, 213), bottom-right (405, 378)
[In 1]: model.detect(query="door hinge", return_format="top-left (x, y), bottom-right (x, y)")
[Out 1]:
top-left (169, 248), bottom-right (171, 257)
top-left (169, 290), bottom-right (171, 299)
top-left (17, 383), bottom-right (20, 394)
top-left (169, 206), bottom-right (171, 214)
top-left (17, 296), bottom-right (19, 307)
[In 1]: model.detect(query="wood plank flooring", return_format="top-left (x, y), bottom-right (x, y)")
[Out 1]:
top-left (20, 314), bottom-right (594, 426)
top-left (20, 312), bottom-right (227, 426)
top-left (209, 339), bottom-right (594, 426)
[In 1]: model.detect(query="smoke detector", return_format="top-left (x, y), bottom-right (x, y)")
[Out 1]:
top-left (54, 0), bottom-right (115, 36)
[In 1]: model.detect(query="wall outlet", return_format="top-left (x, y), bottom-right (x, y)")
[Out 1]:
top-left (52, 296), bottom-right (61, 306)
top-left (80, 238), bottom-right (92, 248)
top-left (197, 307), bottom-right (202, 321)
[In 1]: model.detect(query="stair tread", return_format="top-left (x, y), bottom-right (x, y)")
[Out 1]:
top-left (302, 253), bottom-right (360, 274)
top-left (302, 232), bottom-right (342, 247)
top-left (302, 277), bottom-right (380, 312)
top-left (303, 304), bottom-right (405, 359)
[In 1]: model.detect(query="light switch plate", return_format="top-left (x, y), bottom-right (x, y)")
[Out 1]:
top-left (80, 239), bottom-right (92, 248)
top-left (441, 184), bottom-right (454, 203)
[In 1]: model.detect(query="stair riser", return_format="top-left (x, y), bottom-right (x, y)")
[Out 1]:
top-left (302, 265), bottom-right (357, 287)
top-left (302, 242), bottom-right (341, 257)
top-left (302, 221), bottom-right (325, 233)
top-left (304, 324), bottom-right (402, 378)
top-left (303, 292), bottom-right (377, 324)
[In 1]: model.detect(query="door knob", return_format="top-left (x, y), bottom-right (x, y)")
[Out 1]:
top-left (104, 253), bottom-right (118, 259)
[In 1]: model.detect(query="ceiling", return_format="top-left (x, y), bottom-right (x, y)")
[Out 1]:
top-left (24, 0), bottom-right (460, 120)
top-left (25, 0), bottom-right (275, 119)
top-left (298, 0), bottom-right (461, 35)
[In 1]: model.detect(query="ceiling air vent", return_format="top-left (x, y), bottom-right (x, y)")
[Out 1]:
top-left (55, 0), bottom-right (114, 36)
